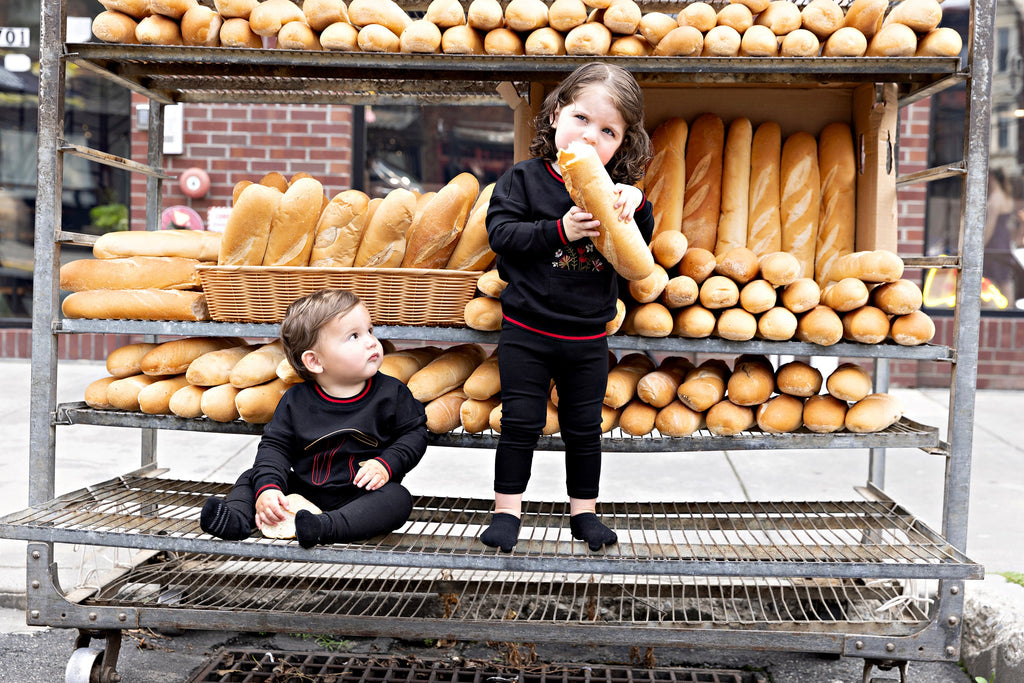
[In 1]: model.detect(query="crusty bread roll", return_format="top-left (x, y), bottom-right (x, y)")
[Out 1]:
top-left (407, 343), bottom-right (487, 402)
top-left (644, 117), bottom-right (688, 239)
top-left (107, 342), bottom-right (160, 379)
top-left (821, 277), bottom-right (870, 312)
top-left (400, 19), bottom-right (442, 52)
top-left (150, 0), bottom-right (196, 20)
top-left (780, 132), bottom-right (820, 280)
top-left (779, 28), bottom-right (820, 56)
top-left (277, 19), bottom-right (322, 49)
top-left (619, 399), bottom-right (658, 436)
top-left (747, 121), bottom-right (782, 256)
top-left (248, 0), bottom-right (306, 36)
top-left (883, 0), bottom-right (942, 32)
top-left (99, 0), bottom-right (150, 20)
top-left (732, 0), bottom-right (770, 12)
top-left (677, 2), bottom-right (716, 31)
top-left (716, 117), bottom-right (752, 255)
top-left (680, 247), bottom-right (717, 284)
top-left (565, 21), bottom-right (613, 54)
top-left (138, 375), bottom-right (191, 415)
top-left (699, 275), bottom-right (740, 310)
top-left (476, 269), bottom-right (507, 297)
top-left (845, 393), bottom-right (904, 433)
top-left (842, 305), bottom-right (890, 344)
top-left (276, 358), bottom-right (304, 385)
top-left (402, 173), bottom-right (479, 269)
top-left (169, 384), bottom-right (207, 418)
top-left (755, 1), bottom-right (801, 35)
top-left (605, 353), bottom-right (657, 409)
top-left (775, 360), bottom-right (822, 397)
top-left (706, 399), bottom-right (755, 436)
top-left (801, 0), bottom-right (843, 39)
top-left (442, 25), bottom-right (485, 53)
top-left (866, 22), bottom-right (917, 56)
top-left (61, 289), bottom-right (210, 322)
top-left (485, 27), bottom-right (525, 54)
top-left (871, 279), bottom-right (923, 315)
top-left (558, 141), bottom-right (656, 281)
top-left (260, 174), bottom-right (289, 193)
top-left (219, 183), bottom-right (281, 265)
top-left (682, 113), bottom-right (725, 253)
top-left (715, 246), bottom-right (760, 284)
top-left (219, 17), bottom-right (264, 47)
top-left (380, 347), bottom-right (442, 384)
top-left (262, 177), bottom-right (323, 266)
top-left (739, 279), bottom-right (776, 314)
top-left (186, 345), bottom-right (257, 386)
top-left (348, 0), bottom-right (411, 35)
top-left (650, 230), bottom-right (688, 268)
top-left (85, 376), bottom-right (118, 410)
top-left (525, 27), bottom-right (568, 54)
top-left (756, 394), bottom-right (804, 433)
top-left (304, 0), bottom-right (347, 31)
top-left (320, 20), bottom-right (359, 50)
top-left (639, 11), bottom-right (678, 45)
top-left (727, 355), bottom-right (775, 406)
top-left (673, 303), bottom-right (716, 338)
top-left (93, 10), bottom-right (139, 43)
top-left (780, 277), bottom-right (820, 313)
top-left (843, 0), bottom-right (886, 38)
top-left (739, 25), bottom-right (778, 56)
top-left (661, 275), bottom-right (699, 309)
top-left (181, 4), bottom-right (222, 46)
top-left (353, 188), bottom-right (416, 267)
top-left (802, 394), bottom-right (847, 433)
top-left (60, 256), bottom-right (201, 292)
top-left (655, 400), bottom-right (704, 437)
top-left (606, 298), bottom-right (627, 335)
top-left (756, 306), bottom-right (798, 340)
top-left (829, 250), bottom-right (904, 283)
top-left (425, 389), bottom-right (469, 434)
top-left (260, 493), bottom-right (322, 539)
top-left (140, 337), bottom-right (240, 377)
top-left (462, 354), bottom-right (500, 399)
top-left (677, 360), bottom-right (729, 412)
top-left (653, 25), bottom-right (703, 56)
top-left (358, 24), bottom-right (401, 52)
top-left (717, 4), bottom-right (753, 33)
top-left (308, 190), bottom-right (370, 267)
top-left (135, 14), bottom-right (183, 44)
top-left (505, 0), bottom-right (549, 31)
top-left (629, 264), bottom-right (669, 303)
top-left (427, 0), bottom-right (466, 27)
top-left (759, 250), bottom-right (801, 287)
top-left (464, 296), bottom-right (502, 331)
top-left (637, 356), bottom-right (693, 408)
top-left (826, 362), bottom-right (872, 402)
top-left (823, 26), bottom-right (867, 56)
top-left (604, 0), bottom-right (642, 34)
top-left (702, 25), bottom-right (741, 56)
top-left (107, 374), bottom-right (161, 411)
top-left (231, 341), bottom-right (286, 389)
top-left (889, 310), bottom-right (935, 346)
top-left (468, 0), bottom-right (504, 30)
top-left (795, 305), bottom-right (843, 345)
top-left (215, 0), bottom-right (258, 19)
top-left (916, 27), bottom-right (962, 57)
top-left (815, 122), bottom-right (857, 286)
top-left (461, 396), bottom-right (501, 433)
top-left (632, 302), bottom-right (674, 337)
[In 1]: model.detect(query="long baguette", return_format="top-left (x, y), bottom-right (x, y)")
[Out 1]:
top-left (446, 182), bottom-right (496, 270)
top-left (262, 177), bottom-right (324, 266)
top-left (716, 117), bottom-right (752, 255)
top-left (60, 256), bottom-right (201, 291)
top-left (643, 117), bottom-right (688, 238)
top-left (815, 122), bottom-right (857, 285)
top-left (353, 188), bottom-right (416, 267)
top-left (402, 173), bottom-right (480, 269)
top-left (309, 189), bottom-right (370, 268)
top-left (779, 131), bottom-right (821, 279)
top-left (557, 141), bottom-right (655, 281)
top-left (219, 183), bottom-right (281, 265)
top-left (93, 229), bottom-right (221, 261)
top-left (61, 289), bottom-right (210, 321)
top-left (682, 113), bottom-right (725, 252)
top-left (747, 121), bottom-right (782, 256)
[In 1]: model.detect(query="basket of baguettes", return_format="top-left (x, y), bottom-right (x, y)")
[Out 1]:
top-left (60, 171), bottom-right (490, 325)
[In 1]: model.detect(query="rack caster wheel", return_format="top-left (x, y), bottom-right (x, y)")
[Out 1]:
top-left (67, 630), bottom-right (123, 683)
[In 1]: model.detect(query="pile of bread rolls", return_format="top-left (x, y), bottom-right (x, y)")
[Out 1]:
top-left (220, 170), bottom-right (495, 271)
top-left (60, 229), bottom-right (220, 321)
top-left (92, 0), bottom-right (962, 58)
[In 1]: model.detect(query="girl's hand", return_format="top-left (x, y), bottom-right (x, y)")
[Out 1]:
top-left (613, 184), bottom-right (644, 222)
top-left (255, 489), bottom-right (290, 530)
top-left (562, 205), bottom-right (601, 242)
top-left (354, 459), bottom-right (389, 490)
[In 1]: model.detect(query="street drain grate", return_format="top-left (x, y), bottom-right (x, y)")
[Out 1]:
top-left (188, 652), bottom-right (767, 683)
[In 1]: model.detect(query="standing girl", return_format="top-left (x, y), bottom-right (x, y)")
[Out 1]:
top-left (481, 63), bottom-right (654, 553)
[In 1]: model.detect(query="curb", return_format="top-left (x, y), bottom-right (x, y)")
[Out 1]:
top-left (962, 575), bottom-right (1024, 682)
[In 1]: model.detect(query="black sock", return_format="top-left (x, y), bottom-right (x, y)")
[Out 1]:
top-left (199, 497), bottom-right (251, 541)
top-left (570, 512), bottom-right (617, 551)
top-left (480, 513), bottom-right (521, 553)
top-left (294, 509), bottom-right (330, 549)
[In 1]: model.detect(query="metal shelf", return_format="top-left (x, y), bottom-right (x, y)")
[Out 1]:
top-left (55, 402), bottom-right (942, 453)
top-left (0, 474), bottom-right (981, 581)
top-left (65, 45), bottom-right (962, 106)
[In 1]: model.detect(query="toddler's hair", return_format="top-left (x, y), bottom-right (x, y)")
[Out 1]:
top-left (280, 288), bottom-right (362, 382)
top-left (530, 63), bottom-right (651, 185)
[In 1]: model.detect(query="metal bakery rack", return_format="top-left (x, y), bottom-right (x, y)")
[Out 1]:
top-left (0, 0), bottom-right (996, 679)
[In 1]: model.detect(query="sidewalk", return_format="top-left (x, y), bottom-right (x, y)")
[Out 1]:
top-left (0, 357), bottom-right (1020, 679)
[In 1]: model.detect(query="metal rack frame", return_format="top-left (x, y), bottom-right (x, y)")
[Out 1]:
top-left (11, 0), bottom-right (995, 677)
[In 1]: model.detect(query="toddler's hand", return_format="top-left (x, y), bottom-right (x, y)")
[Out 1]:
top-left (255, 489), bottom-right (290, 530)
top-left (613, 184), bottom-right (643, 222)
top-left (354, 459), bottom-right (389, 490)
top-left (562, 205), bottom-right (601, 242)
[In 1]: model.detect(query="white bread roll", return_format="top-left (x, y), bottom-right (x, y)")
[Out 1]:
top-left (759, 251), bottom-right (801, 287)
top-left (726, 355), bottom-right (775, 406)
top-left (407, 343), bottom-right (487, 402)
top-left (828, 250), bottom-right (904, 283)
top-left (890, 310), bottom-right (935, 346)
top-left (85, 376), bottom-right (118, 410)
top-left (60, 256), bottom-right (201, 292)
top-left (99, 0), bottom-right (150, 20)
top-left (260, 493), bottom-right (322, 539)
top-left (219, 17), bottom-right (264, 47)
top-left (747, 121), bottom-right (782, 256)
top-left (442, 25), bottom-right (485, 53)
top-left (673, 304), bottom-right (716, 338)
top-left (484, 27), bottom-right (525, 54)
top-left (717, 4), bottom-right (753, 33)
top-left (107, 374), bottom-right (161, 411)
top-left (380, 347), bottom-right (442, 384)
top-left (756, 394), bottom-right (804, 434)
top-left (464, 296), bottom-right (502, 331)
top-left (871, 279), bottom-right (923, 315)
top-left (605, 353), bottom-right (656, 409)
top-left (644, 117), bottom-right (688, 239)
top-left (779, 132), bottom-right (820, 280)
top-left (353, 188), bottom-right (416, 267)
top-left (135, 14), bottom-right (183, 44)
top-left (801, 0), bottom-right (843, 39)
top-left (715, 246), bottom-right (760, 284)
top-left (603, 0), bottom-right (642, 34)
top-left (565, 22), bottom-right (612, 55)
top-left (677, 360), bottom-right (729, 412)
top-left (794, 305), bottom-right (843, 345)
top-left (842, 305), bottom-right (890, 344)
top-left (677, 2), bottom-right (716, 31)
top-left (619, 399), bottom-right (658, 436)
top-left (842, 0), bottom-right (887, 39)
top-left (756, 306), bottom-right (798, 340)
top-left (107, 342), bottom-right (160, 378)
top-left (248, 0), bottom-right (306, 36)
top-left (916, 27), bottom-right (962, 56)
top-left (732, 0), bottom-right (769, 12)
top-left (186, 345), bottom-right (257, 386)
top-left (639, 12), bottom-right (678, 45)
top-left (755, 1), bottom-right (801, 35)
top-left (141, 337), bottom-right (241, 376)
top-left (716, 308), bottom-right (757, 341)
top-left (775, 360), bottom-right (822, 397)
top-left (401, 19), bottom-right (443, 53)
top-left (826, 362), bottom-right (872, 402)
top-left (231, 341), bottom-right (286, 389)
top-left (348, 0), bottom-right (411, 35)
top-left (655, 400), bottom-right (704, 437)
top-left (94, 230), bottom-right (221, 260)
top-left (358, 24), bottom-right (400, 52)
top-left (650, 230), bottom-right (688, 268)
top-left (181, 5), bottom-right (222, 46)
top-left (525, 27), bottom-right (567, 54)
top-left (558, 141), bottom-right (655, 281)
top-left (652, 25), bottom-right (703, 56)
top-left (637, 356), bottom-right (693, 408)
top-left (680, 247), bottom-right (717, 284)
top-left (821, 277), bottom-right (870, 312)
top-left (505, 0), bottom-right (549, 31)
top-left (219, 183), bottom-right (281, 265)
top-left (706, 399), bottom-right (755, 436)
top-left (682, 113), bottom-right (725, 253)
top-left (476, 269), bottom-right (507, 297)
top-left (866, 22), bottom-right (917, 56)
top-left (427, 0), bottom-right (466, 27)
top-left (61, 289), bottom-right (210, 322)
top-left (632, 302), bottom-right (674, 337)
top-left (304, 0), bottom-right (347, 31)
top-left (661, 275), bottom-right (699, 309)
top-left (739, 279), bottom-right (776, 314)
top-left (463, 354), bottom-right (500, 399)
top-left (845, 393), bottom-right (904, 433)
top-left (277, 21), bottom-right (321, 49)
top-left (93, 10), bottom-right (139, 43)
top-left (320, 20), bottom-right (359, 50)
top-left (467, 0), bottom-right (504, 30)
top-left (309, 190), bottom-right (370, 267)
top-left (201, 383), bottom-right (241, 422)
top-left (822, 26), bottom-right (867, 56)
top-left (606, 299), bottom-right (627, 335)
top-left (699, 275), bottom-right (740, 309)
top-left (138, 375), bottom-right (191, 415)
top-left (739, 25), bottom-right (778, 56)
top-left (780, 277), bottom-right (820, 313)
top-left (425, 389), bottom-right (469, 434)
top-left (629, 264), bottom-right (669, 303)
top-left (882, 0), bottom-right (940, 32)
top-left (802, 394), bottom-right (848, 433)
top-left (716, 117), bottom-right (752, 255)
top-left (169, 384), bottom-right (207, 418)
top-left (780, 28), bottom-right (820, 56)
top-left (461, 396), bottom-right (501, 433)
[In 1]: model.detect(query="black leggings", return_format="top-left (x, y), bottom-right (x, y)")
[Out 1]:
top-left (494, 323), bottom-right (609, 499)
top-left (215, 468), bottom-right (413, 541)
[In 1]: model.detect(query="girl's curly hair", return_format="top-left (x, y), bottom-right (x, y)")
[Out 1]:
top-left (529, 63), bottom-right (651, 186)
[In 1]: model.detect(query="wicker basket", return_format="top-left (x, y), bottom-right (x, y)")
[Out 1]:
top-left (197, 265), bottom-right (482, 325)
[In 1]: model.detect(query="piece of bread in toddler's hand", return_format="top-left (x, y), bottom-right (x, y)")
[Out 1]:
top-left (261, 493), bottom-right (322, 539)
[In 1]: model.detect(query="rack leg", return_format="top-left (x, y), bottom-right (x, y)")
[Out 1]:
top-left (66, 629), bottom-right (122, 683)
top-left (861, 658), bottom-right (908, 683)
